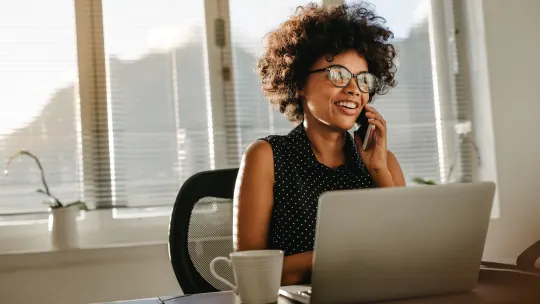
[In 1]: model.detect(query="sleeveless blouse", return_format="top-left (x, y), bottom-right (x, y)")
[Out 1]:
top-left (260, 123), bottom-right (375, 256)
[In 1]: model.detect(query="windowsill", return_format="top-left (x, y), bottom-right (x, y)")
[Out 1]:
top-left (0, 241), bottom-right (169, 272)
top-left (0, 208), bottom-right (171, 254)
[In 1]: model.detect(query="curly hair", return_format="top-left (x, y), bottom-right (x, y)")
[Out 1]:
top-left (257, 2), bottom-right (397, 123)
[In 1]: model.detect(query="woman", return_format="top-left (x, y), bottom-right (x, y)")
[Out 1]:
top-left (233, 2), bottom-right (406, 285)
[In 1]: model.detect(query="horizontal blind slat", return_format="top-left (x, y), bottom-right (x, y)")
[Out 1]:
top-left (0, 0), bottom-right (83, 214)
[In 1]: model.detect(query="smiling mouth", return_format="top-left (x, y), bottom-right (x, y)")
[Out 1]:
top-left (335, 101), bottom-right (359, 110)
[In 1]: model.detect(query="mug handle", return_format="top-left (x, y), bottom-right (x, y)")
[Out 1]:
top-left (209, 257), bottom-right (237, 290)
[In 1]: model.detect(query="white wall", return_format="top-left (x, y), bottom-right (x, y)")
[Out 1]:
top-left (0, 244), bottom-right (180, 304)
top-left (465, 0), bottom-right (540, 262)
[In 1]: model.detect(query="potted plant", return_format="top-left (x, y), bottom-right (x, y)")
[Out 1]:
top-left (413, 121), bottom-right (481, 186)
top-left (4, 150), bottom-right (88, 250)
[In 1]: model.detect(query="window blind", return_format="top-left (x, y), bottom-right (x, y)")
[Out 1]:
top-left (341, 0), bottom-right (471, 185)
top-left (101, 0), bottom-right (210, 208)
top-left (228, 0), bottom-right (322, 156)
top-left (374, 10), bottom-right (443, 185)
top-left (0, 0), bottom-right (83, 214)
top-left (227, 0), bottom-right (458, 185)
top-left (0, 0), bottom-right (474, 217)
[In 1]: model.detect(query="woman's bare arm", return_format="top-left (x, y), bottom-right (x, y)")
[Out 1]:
top-left (233, 140), bottom-right (274, 252)
top-left (233, 140), bottom-right (313, 285)
top-left (387, 150), bottom-right (406, 186)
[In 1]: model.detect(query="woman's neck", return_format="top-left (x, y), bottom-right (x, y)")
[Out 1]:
top-left (303, 119), bottom-right (347, 168)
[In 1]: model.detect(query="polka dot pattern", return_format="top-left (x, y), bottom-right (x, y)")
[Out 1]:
top-left (261, 123), bottom-right (375, 256)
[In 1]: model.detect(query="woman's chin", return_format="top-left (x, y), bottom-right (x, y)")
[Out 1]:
top-left (312, 116), bottom-right (356, 131)
top-left (330, 120), bottom-right (356, 132)
top-left (331, 113), bottom-right (359, 130)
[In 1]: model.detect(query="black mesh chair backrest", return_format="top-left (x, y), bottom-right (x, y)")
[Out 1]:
top-left (168, 168), bottom-right (239, 294)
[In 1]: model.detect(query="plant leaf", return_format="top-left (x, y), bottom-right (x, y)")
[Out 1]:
top-left (412, 177), bottom-right (438, 185)
top-left (64, 201), bottom-right (89, 211)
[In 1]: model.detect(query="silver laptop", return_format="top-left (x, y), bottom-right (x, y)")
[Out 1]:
top-left (280, 182), bottom-right (496, 303)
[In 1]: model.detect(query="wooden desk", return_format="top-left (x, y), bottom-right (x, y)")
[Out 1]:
top-left (102, 268), bottom-right (540, 304)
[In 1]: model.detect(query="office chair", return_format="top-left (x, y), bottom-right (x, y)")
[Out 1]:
top-left (168, 168), bottom-right (239, 294)
top-left (481, 241), bottom-right (540, 273)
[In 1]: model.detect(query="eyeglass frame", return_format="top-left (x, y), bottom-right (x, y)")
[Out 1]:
top-left (307, 64), bottom-right (379, 94)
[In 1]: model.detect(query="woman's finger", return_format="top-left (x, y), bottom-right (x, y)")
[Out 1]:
top-left (365, 111), bottom-right (386, 126)
top-left (365, 104), bottom-right (380, 116)
top-left (355, 129), bottom-right (376, 152)
top-left (368, 118), bottom-right (386, 139)
top-left (365, 105), bottom-right (383, 117)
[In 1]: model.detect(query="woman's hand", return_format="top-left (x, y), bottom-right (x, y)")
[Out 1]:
top-left (354, 104), bottom-right (388, 173)
top-left (281, 251), bottom-right (313, 285)
top-left (354, 105), bottom-right (401, 187)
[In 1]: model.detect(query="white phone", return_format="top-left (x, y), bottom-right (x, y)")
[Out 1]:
top-left (362, 124), bottom-right (376, 151)
top-left (355, 107), bottom-right (376, 151)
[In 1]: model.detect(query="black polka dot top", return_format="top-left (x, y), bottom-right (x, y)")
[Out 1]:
top-left (260, 122), bottom-right (375, 256)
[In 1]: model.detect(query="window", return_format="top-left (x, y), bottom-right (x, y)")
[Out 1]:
top-left (349, 0), bottom-right (441, 184)
top-left (0, 0), bottom-right (472, 220)
top-left (341, 0), bottom-right (470, 184)
top-left (227, 0), bottom-right (471, 185)
top-left (228, 0), bottom-right (321, 153)
top-left (0, 1), bottom-right (82, 215)
top-left (101, 0), bottom-right (210, 208)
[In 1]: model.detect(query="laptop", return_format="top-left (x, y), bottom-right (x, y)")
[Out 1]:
top-left (279, 182), bottom-right (496, 303)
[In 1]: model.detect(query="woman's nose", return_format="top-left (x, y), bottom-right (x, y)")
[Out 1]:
top-left (344, 79), bottom-right (361, 96)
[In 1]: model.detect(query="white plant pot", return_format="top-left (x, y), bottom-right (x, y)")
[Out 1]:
top-left (48, 206), bottom-right (79, 250)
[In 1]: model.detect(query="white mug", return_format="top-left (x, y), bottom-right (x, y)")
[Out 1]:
top-left (210, 250), bottom-right (284, 304)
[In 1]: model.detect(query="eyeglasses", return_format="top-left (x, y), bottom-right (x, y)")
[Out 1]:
top-left (307, 64), bottom-right (379, 94)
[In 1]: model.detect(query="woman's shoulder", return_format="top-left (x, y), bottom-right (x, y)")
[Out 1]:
top-left (260, 124), bottom-right (303, 146)
top-left (243, 135), bottom-right (288, 161)
top-left (243, 139), bottom-right (273, 161)
top-left (241, 132), bottom-right (296, 168)
top-left (260, 130), bottom-right (302, 160)
top-left (238, 140), bottom-right (274, 181)
top-left (242, 125), bottom-right (302, 165)
top-left (259, 132), bottom-right (292, 146)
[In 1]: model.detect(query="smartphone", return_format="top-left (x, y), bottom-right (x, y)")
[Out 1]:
top-left (355, 107), bottom-right (376, 151)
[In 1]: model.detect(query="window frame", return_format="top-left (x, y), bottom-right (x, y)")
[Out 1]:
top-left (0, 0), bottom-right (478, 251)
top-left (77, 0), bottom-right (355, 211)
top-left (75, 0), bottom-right (113, 209)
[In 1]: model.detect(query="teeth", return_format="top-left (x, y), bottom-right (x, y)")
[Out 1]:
top-left (336, 101), bottom-right (357, 109)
